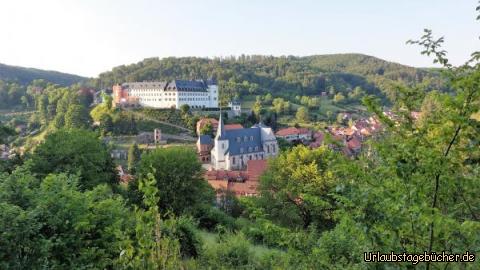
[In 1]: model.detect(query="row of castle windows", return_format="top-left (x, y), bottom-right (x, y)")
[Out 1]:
top-left (129, 90), bottom-right (213, 97)
top-left (179, 98), bottom-right (210, 101)
top-left (139, 98), bottom-right (175, 102)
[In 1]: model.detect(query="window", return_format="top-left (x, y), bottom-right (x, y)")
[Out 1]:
top-left (236, 137), bottom-right (241, 142)
top-left (244, 136), bottom-right (248, 142)
top-left (255, 146), bottom-right (258, 151)
top-left (250, 136), bottom-right (254, 141)
top-left (248, 147), bottom-right (252, 152)
top-left (232, 157), bottom-right (236, 164)
top-left (240, 147), bottom-right (244, 153)
top-left (222, 143), bottom-right (225, 149)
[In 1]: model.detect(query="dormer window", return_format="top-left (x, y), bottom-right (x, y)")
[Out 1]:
top-left (240, 147), bottom-right (244, 153)
top-left (250, 136), bottom-right (254, 141)
top-left (255, 146), bottom-right (258, 151)
top-left (236, 137), bottom-right (241, 142)
top-left (244, 136), bottom-right (248, 142)
top-left (248, 147), bottom-right (252, 152)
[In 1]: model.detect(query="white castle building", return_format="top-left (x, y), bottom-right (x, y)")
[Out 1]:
top-left (211, 115), bottom-right (278, 170)
top-left (113, 79), bottom-right (219, 109)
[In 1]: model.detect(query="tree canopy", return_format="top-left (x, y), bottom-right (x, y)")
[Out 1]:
top-left (132, 147), bottom-right (215, 214)
top-left (28, 129), bottom-right (118, 190)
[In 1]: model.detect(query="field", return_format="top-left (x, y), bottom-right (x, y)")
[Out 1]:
top-left (240, 94), bottom-right (367, 128)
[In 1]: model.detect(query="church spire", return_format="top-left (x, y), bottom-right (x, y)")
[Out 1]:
top-left (216, 111), bottom-right (226, 139)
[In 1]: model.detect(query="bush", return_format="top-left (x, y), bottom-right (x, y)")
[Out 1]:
top-left (162, 216), bottom-right (202, 259)
top-left (200, 233), bottom-right (255, 269)
top-left (193, 205), bottom-right (237, 231)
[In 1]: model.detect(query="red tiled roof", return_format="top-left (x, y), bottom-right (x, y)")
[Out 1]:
top-left (225, 124), bottom-right (244, 130)
top-left (227, 181), bottom-right (259, 196)
top-left (246, 160), bottom-right (268, 182)
top-left (276, 127), bottom-right (311, 137)
top-left (347, 137), bottom-right (362, 150)
top-left (205, 159), bottom-right (268, 197)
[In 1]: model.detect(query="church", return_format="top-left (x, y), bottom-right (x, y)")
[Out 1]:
top-left (210, 115), bottom-right (278, 170)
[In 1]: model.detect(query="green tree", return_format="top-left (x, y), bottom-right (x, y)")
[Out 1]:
top-left (333, 92), bottom-right (345, 103)
top-left (323, 26), bottom-right (480, 269)
top-left (180, 104), bottom-right (190, 115)
top-left (103, 93), bottom-right (113, 110)
top-left (99, 114), bottom-right (114, 136)
top-left (64, 104), bottom-right (91, 129)
top-left (133, 147), bottom-right (215, 215)
top-left (29, 129), bottom-right (118, 190)
top-left (259, 145), bottom-right (340, 229)
top-left (0, 170), bottom-right (131, 269)
top-left (272, 98), bottom-right (285, 114)
top-left (119, 172), bottom-right (182, 269)
top-left (127, 143), bottom-right (141, 172)
top-left (264, 93), bottom-right (273, 105)
top-left (90, 103), bottom-right (112, 122)
top-left (199, 122), bottom-right (214, 137)
top-left (252, 100), bottom-right (263, 121)
top-left (37, 94), bottom-right (49, 124)
top-left (295, 106), bottom-right (309, 123)
top-left (0, 122), bottom-right (15, 144)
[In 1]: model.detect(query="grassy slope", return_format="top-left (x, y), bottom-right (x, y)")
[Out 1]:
top-left (197, 230), bottom-right (279, 257)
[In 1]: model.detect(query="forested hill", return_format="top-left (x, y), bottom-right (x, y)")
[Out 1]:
top-left (0, 63), bottom-right (86, 86)
top-left (93, 53), bottom-right (444, 102)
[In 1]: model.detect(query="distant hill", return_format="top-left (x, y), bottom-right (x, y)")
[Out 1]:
top-left (93, 54), bottom-right (445, 103)
top-left (0, 63), bottom-right (86, 86)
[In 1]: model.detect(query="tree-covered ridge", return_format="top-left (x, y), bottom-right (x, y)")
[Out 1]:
top-left (0, 63), bottom-right (86, 86)
top-left (93, 53), bottom-right (445, 104)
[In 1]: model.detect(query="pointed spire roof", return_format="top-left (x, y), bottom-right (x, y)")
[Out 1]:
top-left (215, 112), bottom-right (226, 140)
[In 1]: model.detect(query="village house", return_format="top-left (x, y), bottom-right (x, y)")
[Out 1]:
top-left (197, 135), bottom-right (214, 163)
top-left (275, 127), bottom-right (312, 143)
top-left (196, 117), bottom-right (243, 136)
top-left (228, 99), bottom-right (242, 117)
top-left (111, 149), bottom-right (128, 160)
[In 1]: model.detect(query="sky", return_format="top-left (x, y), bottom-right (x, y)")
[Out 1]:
top-left (0, 0), bottom-right (478, 77)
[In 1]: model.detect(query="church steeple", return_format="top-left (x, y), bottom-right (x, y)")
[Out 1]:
top-left (215, 112), bottom-right (226, 139)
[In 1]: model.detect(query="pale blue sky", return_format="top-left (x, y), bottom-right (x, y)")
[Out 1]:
top-left (0, 0), bottom-right (478, 77)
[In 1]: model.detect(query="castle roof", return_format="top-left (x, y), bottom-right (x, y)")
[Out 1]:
top-left (121, 79), bottom-right (216, 92)
top-left (167, 80), bottom-right (208, 91)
